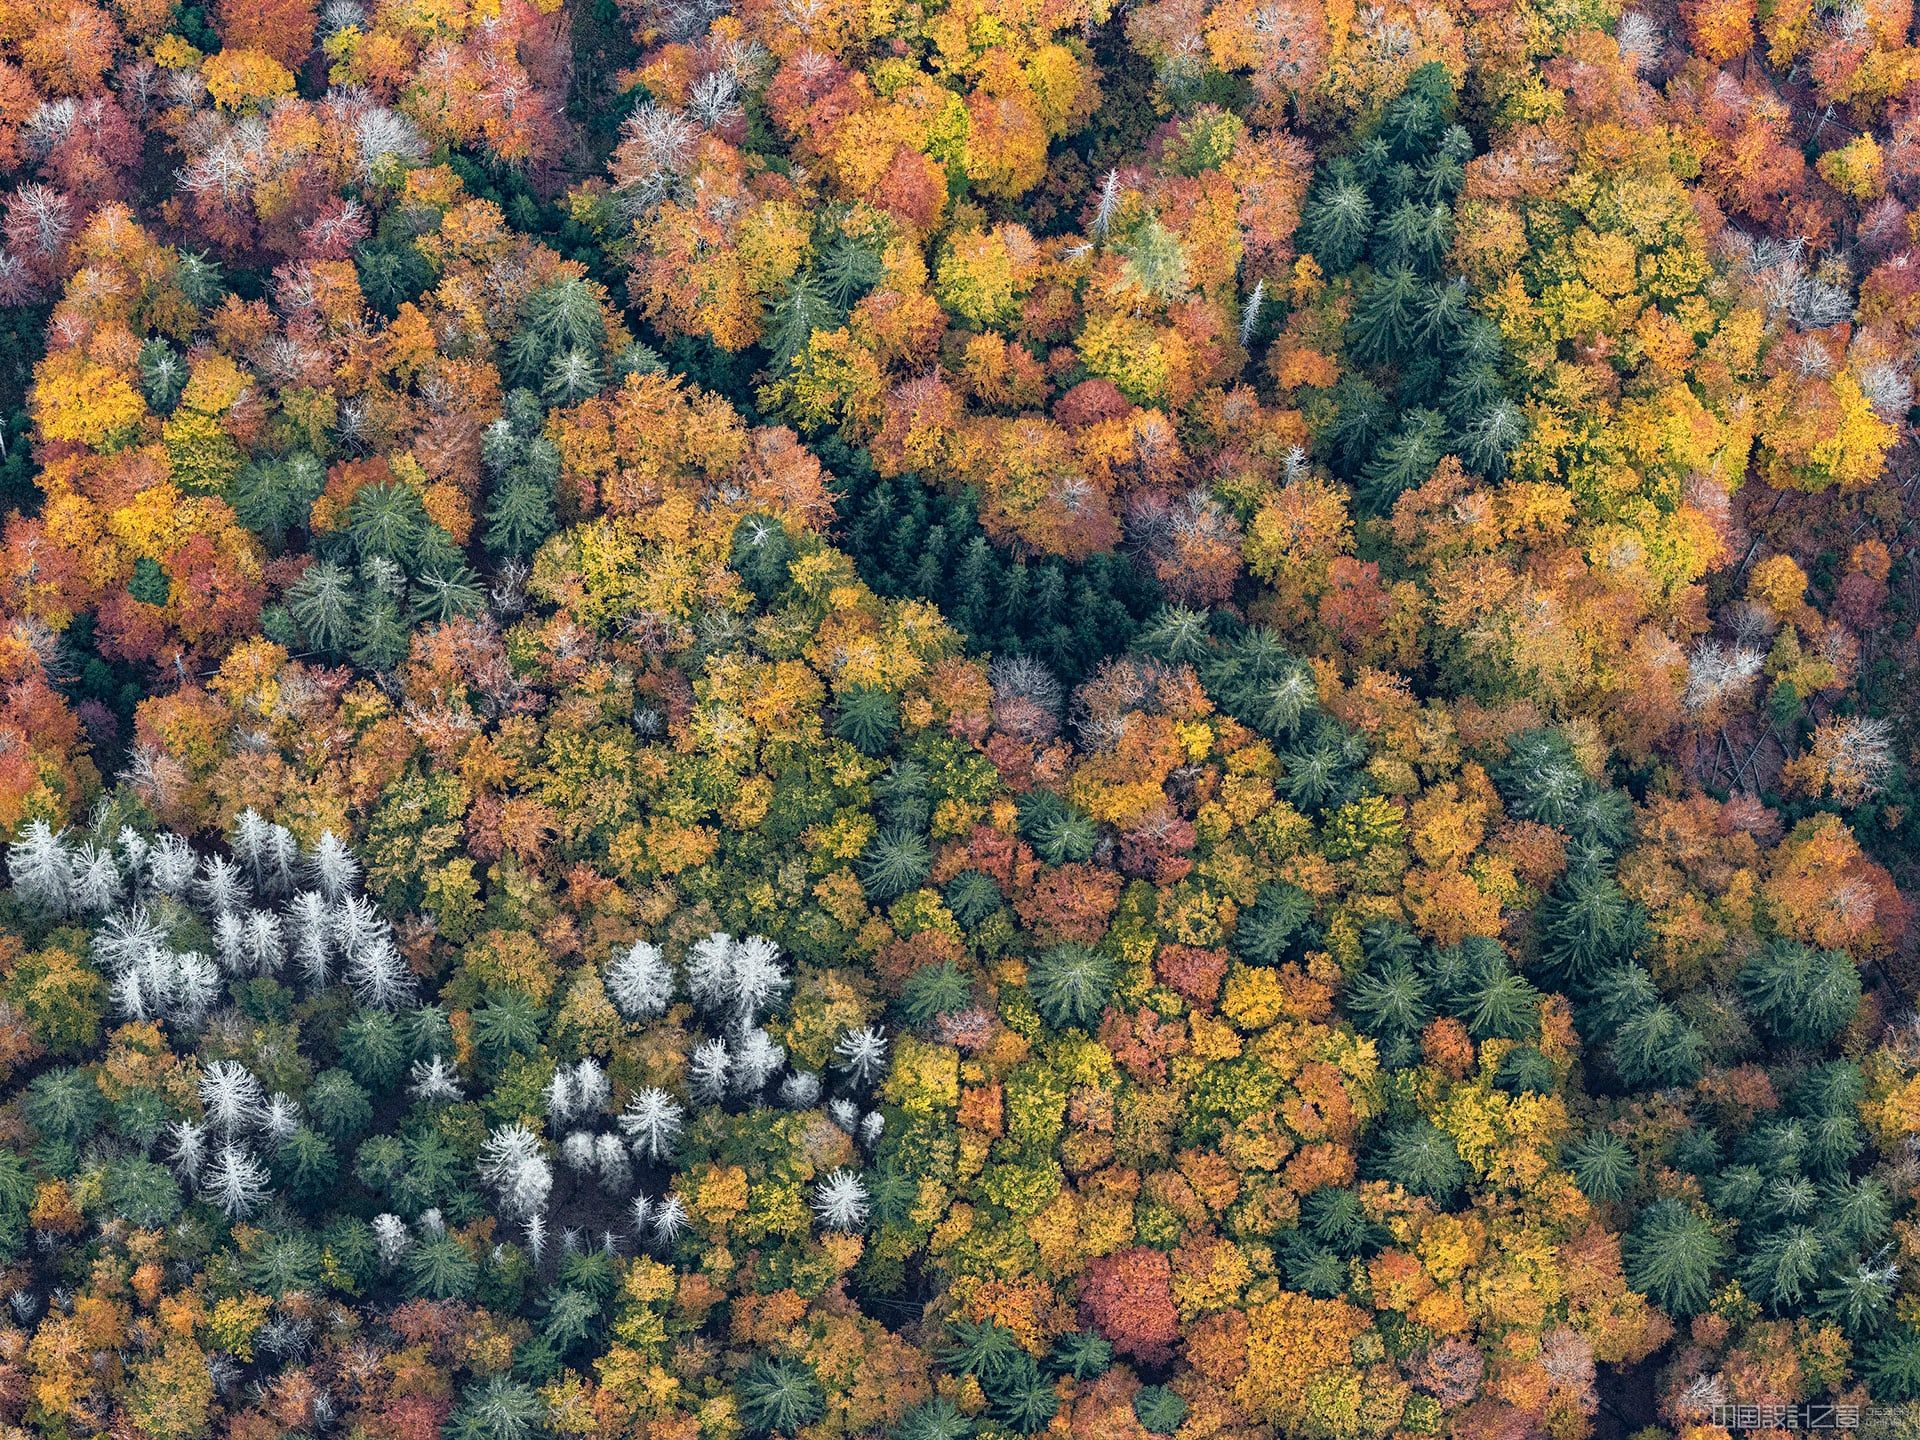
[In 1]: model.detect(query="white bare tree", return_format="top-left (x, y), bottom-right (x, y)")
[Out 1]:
top-left (812, 1169), bottom-right (869, 1231)
top-left (618, 1088), bottom-right (684, 1160)
top-left (479, 1124), bottom-right (553, 1219)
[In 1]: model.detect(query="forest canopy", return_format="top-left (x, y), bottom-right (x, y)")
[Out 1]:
top-left (0, 0), bottom-right (1916, 1437)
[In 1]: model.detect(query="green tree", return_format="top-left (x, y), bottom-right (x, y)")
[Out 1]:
top-left (736, 1354), bottom-right (825, 1436)
top-left (1564, 1131), bottom-right (1634, 1204)
top-left (406, 1233), bottom-right (480, 1300)
top-left (1738, 940), bottom-right (1862, 1048)
top-left (1622, 1198), bottom-right (1725, 1316)
top-left (1366, 1121), bottom-right (1465, 1204)
top-left (449, 1376), bottom-right (548, 1440)
top-left (1027, 944), bottom-right (1117, 1029)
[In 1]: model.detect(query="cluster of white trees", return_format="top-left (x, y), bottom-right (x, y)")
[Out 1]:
top-left (474, 931), bottom-right (894, 1252)
top-left (8, 810), bottom-right (415, 1027)
top-left (167, 1059), bottom-right (287, 1218)
top-left (8, 812), bottom-right (450, 1223)
top-left (7, 819), bottom-right (891, 1251)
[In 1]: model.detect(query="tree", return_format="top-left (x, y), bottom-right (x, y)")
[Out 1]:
top-left (450, 1376), bottom-right (547, 1440)
top-left (1366, 1121), bottom-right (1466, 1204)
top-left (1047, 1330), bottom-right (1112, 1379)
top-left (736, 1354), bottom-right (825, 1436)
top-left (1565, 1132), bottom-right (1634, 1204)
top-left (834, 686), bottom-right (900, 755)
top-left (987, 1353), bottom-right (1060, 1433)
top-left (1608, 1002), bottom-right (1705, 1088)
top-left (1738, 940), bottom-right (1861, 1048)
top-left (1027, 944), bottom-right (1117, 1029)
top-left (1623, 1199), bottom-right (1726, 1316)
top-left (899, 961), bottom-right (973, 1025)
top-left (1301, 164), bottom-right (1373, 271)
top-left (942, 1320), bottom-right (1023, 1382)
top-left (1534, 868), bottom-right (1639, 988)
top-left (859, 826), bottom-right (932, 901)
top-left (892, 1397), bottom-right (973, 1440)
top-left (1079, 1248), bottom-right (1180, 1364)
top-left (1134, 1386), bottom-right (1188, 1434)
top-left (406, 1233), bottom-right (480, 1300)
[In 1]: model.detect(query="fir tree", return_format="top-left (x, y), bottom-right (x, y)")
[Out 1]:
top-left (1367, 1121), bottom-right (1466, 1204)
top-left (1300, 163), bottom-right (1373, 272)
top-left (899, 961), bottom-right (974, 1026)
top-left (833, 686), bottom-right (900, 755)
top-left (858, 826), bottom-right (932, 901)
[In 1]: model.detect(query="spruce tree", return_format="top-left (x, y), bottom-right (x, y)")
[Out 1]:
top-left (1564, 1131), bottom-right (1634, 1204)
top-left (1622, 1198), bottom-right (1725, 1315)
top-left (1299, 162), bottom-right (1373, 273)
top-left (1027, 944), bottom-right (1117, 1029)
top-left (1738, 939), bottom-right (1862, 1048)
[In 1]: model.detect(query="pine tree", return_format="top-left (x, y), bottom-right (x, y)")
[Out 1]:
top-left (449, 1375), bottom-right (546, 1440)
top-left (306, 1069), bottom-right (372, 1140)
top-left (1357, 406), bottom-right (1446, 512)
top-left (1020, 791), bottom-right (1099, 865)
top-left (833, 686), bottom-right (900, 755)
top-left (1234, 882), bottom-right (1316, 965)
top-left (486, 475), bottom-right (558, 559)
top-left (1348, 266), bottom-right (1424, 366)
top-left (1818, 1256), bottom-right (1897, 1335)
top-left (1046, 1330), bottom-right (1112, 1380)
top-left (25, 1067), bottom-right (102, 1142)
top-left (731, 514), bottom-right (794, 603)
top-left (541, 348), bottom-right (605, 405)
top-left (473, 994), bottom-right (544, 1069)
top-left (1742, 1225), bottom-right (1826, 1311)
top-left (350, 590), bottom-right (409, 670)
top-left (340, 1010), bottom-right (408, 1090)
top-left (1300, 163), bottom-right (1373, 272)
top-left (1491, 1044), bottom-right (1556, 1094)
top-left (1608, 1001), bottom-right (1704, 1088)
top-left (1454, 964), bottom-right (1540, 1041)
top-left (942, 871), bottom-right (1002, 927)
top-left (286, 560), bottom-right (356, 654)
top-left (766, 271), bottom-right (840, 369)
top-left (1302, 1184), bottom-right (1383, 1255)
top-left (139, 339), bottom-right (187, 410)
top-left (127, 555), bottom-right (171, 606)
top-left (1133, 1386), bottom-right (1188, 1435)
top-left (899, 961), bottom-right (974, 1026)
top-left (1373, 203), bottom-right (1452, 277)
top-left (1534, 866), bottom-right (1638, 988)
top-left (1344, 963), bottom-right (1436, 1044)
top-left (1455, 398), bottom-right (1526, 479)
top-left (858, 826), bottom-right (932, 901)
top-left (1367, 1121), bottom-right (1466, 1203)
top-left (346, 481), bottom-right (426, 566)
top-left (891, 1396), bottom-right (972, 1440)
top-left (230, 452), bottom-right (325, 551)
top-left (986, 1353), bottom-right (1058, 1434)
top-left (1324, 373), bottom-right (1390, 477)
top-left (409, 561), bottom-right (485, 624)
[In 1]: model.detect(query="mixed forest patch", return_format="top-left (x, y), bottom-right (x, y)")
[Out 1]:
top-left (0, 0), bottom-right (1917, 1436)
